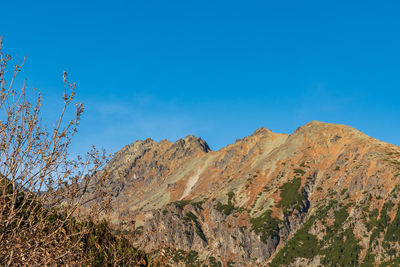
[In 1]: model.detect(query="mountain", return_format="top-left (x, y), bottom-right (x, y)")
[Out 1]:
top-left (98, 121), bottom-right (400, 266)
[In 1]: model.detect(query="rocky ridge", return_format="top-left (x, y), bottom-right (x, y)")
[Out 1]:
top-left (99, 121), bottom-right (400, 266)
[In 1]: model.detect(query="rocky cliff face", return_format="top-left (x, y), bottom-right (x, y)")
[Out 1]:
top-left (99, 121), bottom-right (400, 266)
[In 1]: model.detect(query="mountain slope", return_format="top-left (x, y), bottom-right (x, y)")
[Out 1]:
top-left (100, 121), bottom-right (400, 266)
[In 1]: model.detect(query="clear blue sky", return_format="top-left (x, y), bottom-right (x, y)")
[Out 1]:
top-left (2, 0), bottom-right (400, 154)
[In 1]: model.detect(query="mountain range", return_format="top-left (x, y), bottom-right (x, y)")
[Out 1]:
top-left (96, 121), bottom-right (400, 266)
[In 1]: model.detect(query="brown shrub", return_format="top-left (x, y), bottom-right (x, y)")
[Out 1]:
top-left (0, 37), bottom-right (147, 266)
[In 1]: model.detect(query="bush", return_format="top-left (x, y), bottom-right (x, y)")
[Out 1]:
top-left (0, 37), bottom-right (145, 265)
top-left (250, 210), bottom-right (280, 243)
top-left (278, 178), bottom-right (305, 214)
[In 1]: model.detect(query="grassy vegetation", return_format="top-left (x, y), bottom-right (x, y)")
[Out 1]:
top-left (278, 178), bottom-right (306, 215)
top-left (379, 258), bottom-right (400, 267)
top-left (185, 251), bottom-right (200, 266)
top-left (361, 253), bottom-right (376, 267)
top-left (270, 216), bottom-right (318, 266)
top-left (293, 169), bottom-right (306, 176)
top-left (368, 200), bottom-right (394, 250)
top-left (249, 178), bottom-right (308, 245)
top-left (384, 203), bottom-right (400, 243)
top-left (164, 247), bottom-right (201, 266)
top-left (299, 162), bottom-right (308, 168)
top-left (208, 256), bottom-right (222, 267)
top-left (366, 200), bottom-right (400, 263)
top-left (183, 212), bottom-right (207, 243)
top-left (191, 199), bottom-right (205, 210)
top-left (227, 260), bottom-right (236, 267)
top-left (82, 221), bottom-right (148, 266)
top-left (322, 228), bottom-right (360, 266)
top-left (214, 191), bottom-right (236, 215)
top-left (271, 203), bottom-right (360, 266)
top-left (173, 199), bottom-right (191, 209)
top-left (250, 210), bottom-right (280, 243)
top-left (318, 206), bottom-right (360, 266)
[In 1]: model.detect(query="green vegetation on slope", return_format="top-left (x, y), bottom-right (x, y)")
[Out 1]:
top-left (270, 216), bottom-right (318, 266)
top-left (163, 247), bottom-right (201, 267)
top-left (82, 221), bottom-right (148, 266)
top-left (183, 211), bottom-right (207, 243)
top-left (208, 256), bottom-right (223, 267)
top-left (215, 191), bottom-right (236, 215)
top-left (270, 204), bottom-right (360, 266)
top-left (250, 210), bottom-right (281, 243)
top-left (362, 188), bottom-right (400, 266)
top-left (278, 178), bottom-right (306, 215)
top-left (384, 203), bottom-right (400, 243)
top-left (249, 178), bottom-right (307, 245)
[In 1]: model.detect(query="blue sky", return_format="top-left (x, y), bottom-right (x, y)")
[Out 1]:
top-left (2, 1), bottom-right (400, 154)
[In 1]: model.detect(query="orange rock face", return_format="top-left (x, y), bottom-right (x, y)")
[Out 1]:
top-left (99, 121), bottom-right (400, 266)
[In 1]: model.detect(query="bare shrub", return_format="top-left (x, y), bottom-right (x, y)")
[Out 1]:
top-left (0, 37), bottom-right (146, 266)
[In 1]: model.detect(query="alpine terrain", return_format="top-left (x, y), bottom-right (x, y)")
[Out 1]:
top-left (96, 121), bottom-right (400, 266)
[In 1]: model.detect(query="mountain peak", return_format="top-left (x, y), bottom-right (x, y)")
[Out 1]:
top-left (293, 120), bottom-right (364, 137)
top-left (173, 135), bottom-right (211, 153)
top-left (252, 126), bottom-right (273, 136)
top-left (100, 121), bottom-right (400, 266)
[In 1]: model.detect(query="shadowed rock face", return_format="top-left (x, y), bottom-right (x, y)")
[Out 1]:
top-left (99, 121), bottom-right (400, 266)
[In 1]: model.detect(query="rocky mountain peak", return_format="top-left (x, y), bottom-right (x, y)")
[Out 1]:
top-left (252, 126), bottom-right (270, 135)
top-left (172, 135), bottom-right (211, 154)
top-left (293, 120), bottom-right (361, 136)
top-left (96, 121), bottom-right (400, 266)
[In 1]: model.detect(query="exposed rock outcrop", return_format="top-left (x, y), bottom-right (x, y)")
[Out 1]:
top-left (97, 121), bottom-right (400, 266)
